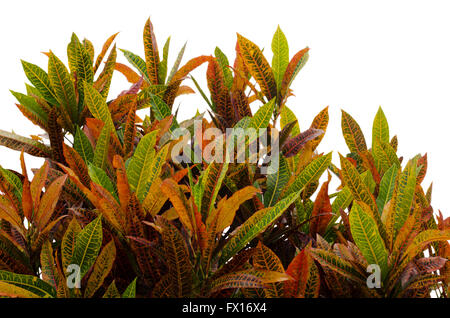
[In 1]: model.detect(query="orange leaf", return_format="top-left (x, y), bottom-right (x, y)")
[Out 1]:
top-left (114, 62), bottom-right (143, 84)
top-left (169, 55), bottom-right (212, 84)
top-left (284, 246), bottom-right (320, 298)
top-left (35, 175), bottom-right (67, 230)
top-left (62, 144), bottom-right (90, 188)
top-left (19, 151), bottom-right (33, 221)
top-left (160, 179), bottom-right (194, 233)
top-left (30, 161), bottom-right (49, 208)
top-left (113, 155), bottom-right (131, 214)
top-left (309, 173), bottom-right (333, 236)
top-left (93, 32), bottom-right (119, 74)
top-left (280, 47), bottom-right (309, 100)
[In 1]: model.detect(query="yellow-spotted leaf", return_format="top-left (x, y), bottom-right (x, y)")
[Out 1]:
top-left (309, 106), bottom-right (329, 151)
top-left (143, 18), bottom-right (160, 85)
top-left (349, 202), bottom-right (388, 278)
top-left (126, 130), bottom-right (157, 195)
top-left (237, 33), bottom-right (277, 100)
top-left (71, 216), bottom-right (103, 279)
top-left (92, 125), bottom-right (111, 171)
top-left (84, 240), bottom-right (116, 298)
top-left (372, 139), bottom-right (400, 174)
top-left (61, 218), bottom-right (82, 272)
top-left (341, 110), bottom-right (367, 153)
top-left (339, 154), bottom-right (377, 215)
top-left (392, 160), bottom-right (417, 232)
top-left (141, 143), bottom-right (169, 202)
top-left (48, 51), bottom-right (78, 123)
top-left (283, 152), bottom-right (332, 198)
top-left (0, 281), bottom-right (40, 298)
top-left (309, 248), bottom-right (366, 284)
top-left (253, 242), bottom-right (285, 297)
top-left (83, 82), bottom-right (115, 132)
top-left (0, 270), bottom-right (56, 298)
top-left (155, 216), bottom-right (192, 297)
top-left (264, 155), bottom-right (290, 207)
top-left (280, 105), bottom-right (300, 136)
top-left (376, 164), bottom-right (398, 215)
top-left (372, 106), bottom-right (389, 147)
top-left (200, 161), bottom-right (229, 219)
top-left (21, 60), bottom-right (58, 105)
top-left (40, 241), bottom-right (59, 290)
top-left (219, 191), bottom-right (299, 264)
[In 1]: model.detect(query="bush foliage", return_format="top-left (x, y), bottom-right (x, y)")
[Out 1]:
top-left (0, 18), bottom-right (448, 298)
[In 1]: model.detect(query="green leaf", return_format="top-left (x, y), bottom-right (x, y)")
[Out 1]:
top-left (126, 131), bottom-right (157, 195)
top-left (271, 26), bottom-right (289, 93)
top-left (21, 60), bottom-right (58, 105)
top-left (71, 216), bottom-right (103, 279)
top-left (158, 36), bottom-right (170, 84)
top-left (88, 163), bottom-right (118, 202)
top-left (167, 42), bottom-right (187, 83)
top-left (280, 105), bottom-right (300, 136)
top-left (372, 139), bottom-right (400, 175)
top-left (264, 155), bottom-right (289, 207)
top-left (372, 106), bottom-right (389, 147)
top-left (339, 154), bottom-right (377, 215)
top-left (103, 281), bottom-right (121, 298)
top-left (309, 248), bottom-right (366, 284)
top-left (148, 94), bottom-right (179, 131)
top-left (68, 33), bottom-right (94, 83)
top-left (393, 160), bottom-right (417, 232)
top-left (219, 191), bottom-right (300, 264)
top-left (284, 152), bottom-right (332, 198)
top-left (214, 47), bottom-right (233, 90)
top-left (139, 144), bottom-right (170, 202)
top-left (0, 270), bottom-right (56, 298)
top-left (93, 125), bottom-right (111, 171)
top-left (376, 164), bottom-right (398, 214)
top-left (327, 186), bottom-right (353, 230)
top-left (249, 98), bottom-right (276, 131)
top-left (120, 49), bottom-right (150, 82)
top-left (349, 202), bottom-right (388, 279)
top-left (48, 51), bottom-right (78, 123)
top-left (83, 82), bottom-right (115, 132)
top-left (10, 90), bottom-right (48, 125)
top-left (200, 161), bottom-right (229, 218)
top-left (61, 218), bottom-right (81, 272)
top-left (122, 277), bottom-right (137, 298)
top-left (74, 127), bottom-right (94, 164)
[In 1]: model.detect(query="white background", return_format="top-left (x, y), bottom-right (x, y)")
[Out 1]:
top-left (0, 0), bottom-right (448, 217)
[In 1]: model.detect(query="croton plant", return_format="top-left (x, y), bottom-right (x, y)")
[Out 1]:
top-left (0, 18), bottom-right (447, 298)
